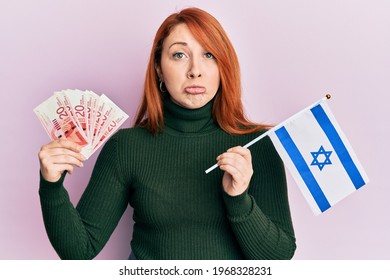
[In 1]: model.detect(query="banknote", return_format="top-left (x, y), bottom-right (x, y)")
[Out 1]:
top-left (92, 94), bottom-right (129, 151)
top-left (54, 91), bottom-right (87, 140)
top-left (33, 94), bottom-right (88, 145)
top-left (85, 90), bottom-right (99, 143)
top-left (62, 89), bottom-right (88, 140)
top-left (34, 89), bottom-right (128, 159)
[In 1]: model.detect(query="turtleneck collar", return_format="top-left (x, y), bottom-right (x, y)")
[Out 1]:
top-left (163, 97), bottom-right (219, 135)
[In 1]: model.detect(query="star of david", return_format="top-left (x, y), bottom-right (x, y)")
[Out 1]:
top-left (310, 146), bottom-right (333, 171)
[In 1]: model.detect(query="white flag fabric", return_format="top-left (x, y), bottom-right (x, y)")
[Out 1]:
top-left (268, 98), bottom-right (369, 215)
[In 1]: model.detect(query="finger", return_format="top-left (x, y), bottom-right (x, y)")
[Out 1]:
top-left (218, 161), bottom-right (250, 184)
top-left (219, 163), bottom-right (251, 191)
top-left (217, 153), bottom-right (247, 169)
top-left (51, 164), bottom-right (75, 175)
top-left (219, 163), bottom-right (243, 179)
top-left (50, 154), bottom-right (84, 168)
top-left (40, 152), bottom-right (84, 169)
top-left (217, 152), bottom-right (253, 179)
top-left (40, 163), bottom-right (76, 182)
top-left (217, 148), bottom-right (250, 165)
top-left (42, 147), bottom-right (86, 162)
top-left (220, 162), bottom-right (252, 188)
top-left (41, 139), bottom-right (82, 153)
top-left (226, 146), bottom-right (252, 160)
top-left (218, 153), bottom-right (246, 174)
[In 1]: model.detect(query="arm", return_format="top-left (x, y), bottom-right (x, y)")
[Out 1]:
top-left (218, 136), bottom-right (296, 259)
top-left (39, 133), bottom-right (129, 259)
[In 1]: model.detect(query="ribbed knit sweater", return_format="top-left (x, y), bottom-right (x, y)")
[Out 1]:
top-left (39, 98), bottom-right (296, 260)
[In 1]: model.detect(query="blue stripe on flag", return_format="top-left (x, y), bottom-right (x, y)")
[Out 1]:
top-left (275, 127), bottom-right (331, 212)
top-left (311, 105), bottom-right (365, 189)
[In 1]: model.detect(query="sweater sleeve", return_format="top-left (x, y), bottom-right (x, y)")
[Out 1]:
top-left (39, 132), bottom-right (129, 259)
top-left (222, 136), bottom-right (296, 260)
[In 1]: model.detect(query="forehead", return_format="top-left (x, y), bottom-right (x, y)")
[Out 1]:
top-left (163, 23), bottom-right (199, 48)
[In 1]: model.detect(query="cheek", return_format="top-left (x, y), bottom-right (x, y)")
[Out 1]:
top-left (164, 74), bottom-right (182, 93)
top-left (161, 64), bottom-right (183, 85)
top-left (211, 69), bottom-right (221, 89)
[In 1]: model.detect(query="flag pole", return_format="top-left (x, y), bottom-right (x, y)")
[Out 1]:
top-left (204, 94), bottom-right (332, 174)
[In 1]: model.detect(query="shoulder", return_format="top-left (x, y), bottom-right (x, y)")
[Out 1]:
top-left (100, 126), bottom-right (152, 153)
top-left (111, 126), bottom-right (152, 141)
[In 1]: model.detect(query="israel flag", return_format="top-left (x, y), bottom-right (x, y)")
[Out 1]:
top-left (268, 98), bottom-right (369, 215)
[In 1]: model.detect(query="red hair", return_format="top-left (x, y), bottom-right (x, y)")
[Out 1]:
top-left (134, 7), bottom-right (269, 134)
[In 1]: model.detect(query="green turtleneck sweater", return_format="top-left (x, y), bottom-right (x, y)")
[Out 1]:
top-left (39, 98), bottom-right (296, 260)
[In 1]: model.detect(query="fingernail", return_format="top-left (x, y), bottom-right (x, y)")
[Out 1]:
top-left (80, 162), bottom-right (84, 167)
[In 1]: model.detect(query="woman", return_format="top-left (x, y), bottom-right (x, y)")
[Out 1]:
top-left (38, 7), bottom-right (296, 260)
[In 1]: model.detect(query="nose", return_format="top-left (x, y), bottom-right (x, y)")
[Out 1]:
top-left (187, 58), bottom-right (202, 79)
top-left (187, 71), bottom-right (201, 79)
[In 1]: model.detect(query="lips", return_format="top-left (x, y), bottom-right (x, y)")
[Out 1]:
top-left (184, 86), bottom-right (206, 94)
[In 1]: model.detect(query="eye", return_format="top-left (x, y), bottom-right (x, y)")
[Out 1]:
top-left (172, 52), bottom-right (186, 59)
top-left (205, 52), bottom-right (215, 59)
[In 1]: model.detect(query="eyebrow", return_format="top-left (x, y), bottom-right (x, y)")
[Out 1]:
top-left (169, 42), bottom-right (188, 49)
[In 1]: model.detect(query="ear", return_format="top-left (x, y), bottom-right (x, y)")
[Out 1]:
top-left (155, 63), bottom-right (163, 81)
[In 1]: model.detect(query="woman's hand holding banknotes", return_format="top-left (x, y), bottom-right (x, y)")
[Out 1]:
top-left (38, 139), bottom-right (86, 182)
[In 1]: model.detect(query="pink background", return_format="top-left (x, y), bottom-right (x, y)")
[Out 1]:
top-left (1, 0), bottom-right (389, 259)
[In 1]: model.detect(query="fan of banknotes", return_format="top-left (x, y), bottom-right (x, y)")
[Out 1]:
top-left (34, 89), bottom-right (129, 159)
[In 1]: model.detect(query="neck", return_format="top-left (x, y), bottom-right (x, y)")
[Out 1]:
top-left (163, 97), bottom-right (218, 135)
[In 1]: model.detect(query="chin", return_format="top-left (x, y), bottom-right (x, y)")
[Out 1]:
top-left (185, 101), bottom-right (208, 109)
top-left (171, 94), bottom-right (212, 109)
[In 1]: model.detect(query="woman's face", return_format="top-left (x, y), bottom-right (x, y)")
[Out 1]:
top-left (157, 23), bottom-right (220, 109)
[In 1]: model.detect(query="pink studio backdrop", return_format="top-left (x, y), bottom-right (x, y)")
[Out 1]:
top-left (1, 0), bottom-right (389, 260)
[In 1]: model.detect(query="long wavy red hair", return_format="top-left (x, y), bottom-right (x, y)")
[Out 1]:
top-left (134, 7), bottom-right (268, 134)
